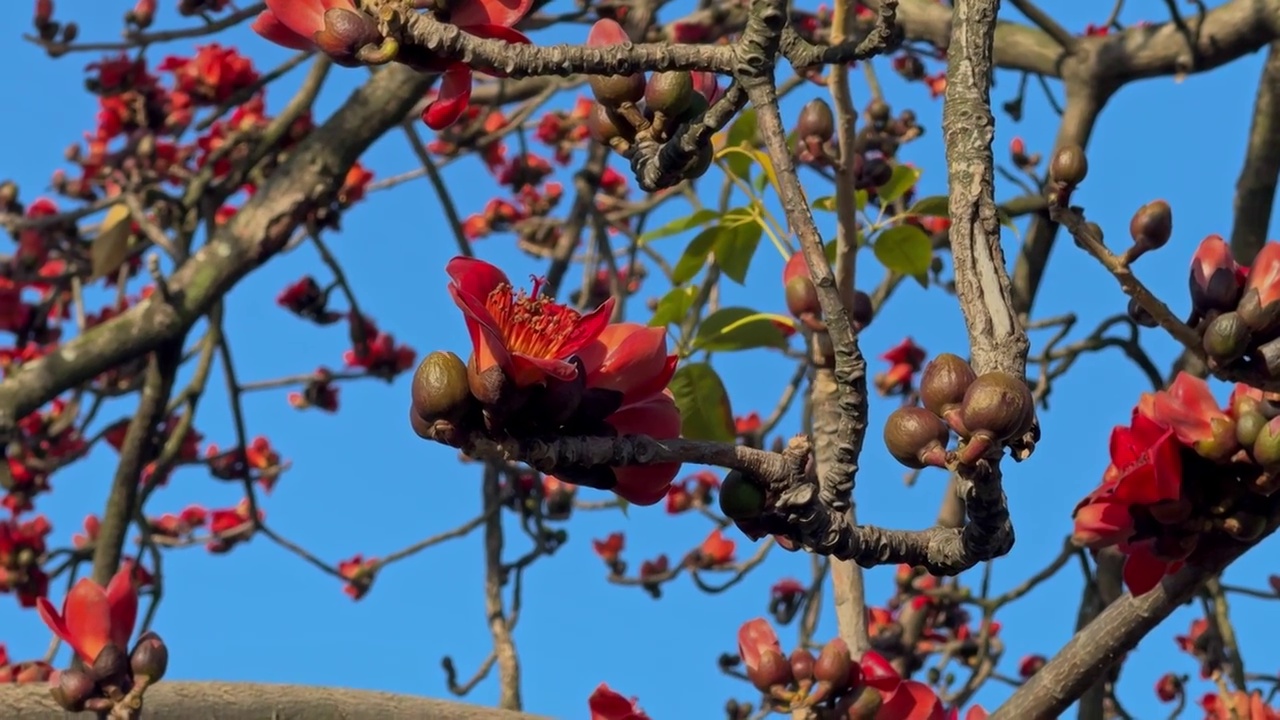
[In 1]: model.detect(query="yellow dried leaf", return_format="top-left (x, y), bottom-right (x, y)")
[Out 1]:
top-left (90, 204), bottom-right (133, 280)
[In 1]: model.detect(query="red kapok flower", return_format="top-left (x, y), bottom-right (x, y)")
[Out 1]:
top-left (876, 337), bottom-right (927, 395)
top-left (1137, 372), bottom-right (1235, 461)
top-left (1189, 234), bottom-right (1245, 313)
top-left (578, 323), bottom-right (677, 407)
top-left (36, 568), bottom-right (138, 665)
top-left (446, 256), bottom-right (614, 393)
top-left (588, 683), bottom-right (651, 720)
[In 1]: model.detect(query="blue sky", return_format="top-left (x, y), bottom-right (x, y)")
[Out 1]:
top-left (1, 2), bottom-right (1277, 718)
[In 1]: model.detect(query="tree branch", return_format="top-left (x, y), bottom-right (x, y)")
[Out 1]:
top-left (0, 681), bottom-right (551, 720)
top-left (1230, 40), bottom-right (1280, 264)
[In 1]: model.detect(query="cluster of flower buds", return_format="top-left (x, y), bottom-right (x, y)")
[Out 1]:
top-left (794, 97), bottom-right (922, 189)
top-left (38, 569), bottom-right (169, 713)
top-left (409, 258), bottom-right (682, 506)
top-left (584, 19), bottom-right (722, 181)
top-left (883, 353), bottom-right (1038, 469)
top-left (782, 252), bottom-right (873, 333)
top-left (32, 0), bottom-right (78, 46)
top-left (1183, 234), bottom-right (1280, 378)
top-left (1073, 373), bottom-right (1280, 595)
top-left (731, 618), bottom-right (962, 719)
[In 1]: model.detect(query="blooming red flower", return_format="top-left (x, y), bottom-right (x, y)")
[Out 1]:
top-left (447, 257), bottom-right (613, 391)
top-left (588, 684), bottom-right (651, 720)
top-left (592, 532), bottom-right (624, 564)
top-left (1137, 372), bottom-right (1235, 461)
top-left (577, 323), bottom-right (677, 407)
top-left (736, 412), bottom-right (763, 435)
top-left (337, 554), bottom-right (378, 600)
top-left (876, 338), bottom-right (927, 395)
top-left (638, 555), bottom-right (668, 580)
top-left (158, 44), bottom-right (259, 105)
top-left (36, 568), bottom-right (138, 665)
top-left (696, 528), bottom-right (736, 567)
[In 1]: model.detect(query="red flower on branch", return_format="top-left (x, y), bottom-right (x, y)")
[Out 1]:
top-left (447, 257), bottom-right (613, 391)
top-left (36, 568), bottom-right (138, 665)
top-left (588, 683), bottom-right (651, 720)
top-left (875, 338), bottom-right (927, 395)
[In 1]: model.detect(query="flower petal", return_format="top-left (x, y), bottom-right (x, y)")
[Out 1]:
top-left (250, 10), bottom-right (318, 50)
top-left (1121, 543), bottom-right (1171, 596)
top-left (451, 0), bottom-right (533, 30)
top-left (105, 569), bottom-right (138, 652)
top-left (61, 579), bottom-right (113, 664)
top-left (422, 65), bottom-right (474, 131)
top-left (263, 0), bottom-right (326, 38)
top-left (446, 256), bottom-right (511, 300)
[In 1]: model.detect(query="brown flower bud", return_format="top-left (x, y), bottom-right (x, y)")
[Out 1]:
top-left (865, 99), bottom-right (891, 127)
top-left (814, 638), bottom-right (853, 687)
top-left (919, 353), bottom-right (976, 419)
top-left (313, 8), bottom-right (383, 66)
top-left (1049, 144), bottom-right (1088, 186)
top-left (790, 648), bottom-right (816, 683)
top-left (960, 372), bottom-right (1034, 444)
top-left (89, 642), bottom-right (128, 684)
top-left (644, 71), bottom-right (694, 117)
top-left (411, 350), bottom-right (472, 422)
top-left (883, 406), bottom-right (950, 469)
top-left (747, 646), bottom-right (793, 692)
top-left (49, 669), bottom-right (97, 712)
top-left (1129, 200), bottom-right (1173, 253)
top-left (130, 631), bottom-right (169, 682)
top-left (852, 290), bottom-right (873, 329)
top-left (796, 99), bottom-right (835, 142)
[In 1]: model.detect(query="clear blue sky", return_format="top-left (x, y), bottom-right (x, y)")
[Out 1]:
top-left (1, 2), bottom-right (1277, 718)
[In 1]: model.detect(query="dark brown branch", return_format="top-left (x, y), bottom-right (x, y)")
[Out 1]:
top-left (0, 681), bottom-right (551, 720)
top-left (481, 465), bottom-right (521, 709)
top-left (90, 341), bottom-right (183, 586)
top-left (1229, 40), bottom-right (1280, 264)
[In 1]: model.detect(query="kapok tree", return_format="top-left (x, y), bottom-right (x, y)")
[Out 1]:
top-left (0, 0), bottom-right (1279, 719)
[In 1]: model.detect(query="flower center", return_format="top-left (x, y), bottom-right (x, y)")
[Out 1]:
top-left (484, 278), bottom-right (584, 359)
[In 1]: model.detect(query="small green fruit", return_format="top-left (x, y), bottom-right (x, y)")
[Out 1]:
top-left (719, 470), bottom-right (766, 520)
top-left (411, 351), bottom-right (472, 422)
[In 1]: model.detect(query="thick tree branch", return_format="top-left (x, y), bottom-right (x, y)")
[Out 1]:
top-left (943, 0), bottom-right (1030, 377)
top-left (0, 682), bottom-right (550, 719)
top-left (992, 523), bottom-right (1279, 718)
top-left (481, 465), bottom-right (521, 710)
top-left (0, 65), bottom-right (432, 438)
top-left (1230, 40), bottom-right (1280, 264)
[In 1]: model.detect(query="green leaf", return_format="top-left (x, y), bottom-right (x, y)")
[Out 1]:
top-left (714, 221), bottom-right (764, 284)
top-left (873, 224), bottom-right (934, 279)
top-left (813, 191), bottom-right (868, 213)
top-left (905, 194), bottom-right (1018, 231)
top-left (649, 286), bottom-right (697, 327)
top-left (672, 226), bottom-right (725, 285)
top-left (823, 239), bottom-right (839, 265)
top-left (693, 308), bottom-right (793, 353)
top-left (639, 208), bottom-right (721, 243)
top-left (907, 195), bottom-right (949, 218)
top-left (668, 362), bottom-right (735, 442)
top-left (877, 165), bottom-right (921, 204)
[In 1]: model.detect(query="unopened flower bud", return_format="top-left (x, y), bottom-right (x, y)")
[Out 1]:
top-left (790, 648), bottom-right (816, 683)
top-left (130, 631), bottom-right (169, 682)
top-left (89, 642), bottom-right (128, 684)
top-left (127, 0), bottom-right (156, 28)
top-left (49, 669), bottom-right (96, 712)
top-left (814, 638), bottom-right (853, 687)
top-left (644, 71), bottom-right (694, 117)
top-left (1202, 311), bottom-right (1252, 366)
top-left (747, 646), bottom-right (792, 692)
top-left (796, 99), bottom-right (835, 141)
top-left (883, 406), bottom-right (950, 469)
top-left (1189, 235), bottom-right (1245, 315)
top-left (313, 8), bottom-right (383, 66)
top-left (919, 353), bottom-right (976, 420)
top-left (1049, 145), bottom-right (1088, 186)
top-left (719, 470), bottom-right (766, 520)
top-left (1127, 200), bottom-right (1173, 257)
top-left (411, 350), bottom-right (472, 422)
